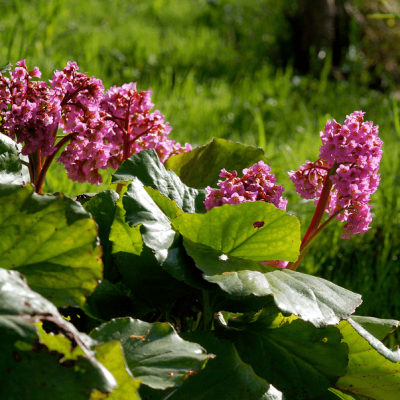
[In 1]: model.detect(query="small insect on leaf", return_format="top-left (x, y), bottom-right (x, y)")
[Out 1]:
top-left (130, 329), bottom-right (151, 342)
top-left (0, 62), bottom-right (12, 74)
top-left (253, 221), bottom-right (265, 228)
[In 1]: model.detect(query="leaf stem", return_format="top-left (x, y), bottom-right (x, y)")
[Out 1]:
top-left (34, 133), bottom-right (75, 194)
top-left (287, 163), bottom-right (337, 271)
top-left (201, 290), bottom-right (213, 331)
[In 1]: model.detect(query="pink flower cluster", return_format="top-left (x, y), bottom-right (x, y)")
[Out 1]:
top-left (289, 111), bottom-right (382, 238)
top-left (204, 161), bottom-right (289, 268)
top-left (0, 60), bottom-right (60, 156)
top-left (204, 161), bottom-right (288, 211)
top-left (0, 60), bottom-right (191, 184)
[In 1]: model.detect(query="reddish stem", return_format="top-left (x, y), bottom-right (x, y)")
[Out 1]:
top-left (286, 162), bottom-right (337, 271)
top-left (34, 133), bottom-right (76, 194)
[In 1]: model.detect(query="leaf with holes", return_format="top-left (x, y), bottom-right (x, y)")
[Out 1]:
top-left (172, 201), bottom-right (301, 262)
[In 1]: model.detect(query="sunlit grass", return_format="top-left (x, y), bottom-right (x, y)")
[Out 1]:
top-left (2, 0), bottom-right (400, 317)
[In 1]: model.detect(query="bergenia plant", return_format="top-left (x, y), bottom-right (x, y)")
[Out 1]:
top-left (0, 60), bottom-right (191, 193)
top-left (1, 61), bottom-right (398, 400)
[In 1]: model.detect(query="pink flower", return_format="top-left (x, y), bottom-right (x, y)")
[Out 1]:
top-left (204, 161), bottom-right (288, 268)
top-left (291, 111), bottom-right (382, 238)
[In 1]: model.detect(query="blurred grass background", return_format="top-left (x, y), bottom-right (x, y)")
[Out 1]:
top-left (1, 0), bottom-right (400, 318)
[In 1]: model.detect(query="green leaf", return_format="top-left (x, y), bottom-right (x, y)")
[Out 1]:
top-left (122, 178), bottom-right (176, 264)
top-left (0, 61), bottom-right (11, 73)
top-left (144, 186), bottom-right (184, 219)
top-left (0, 268), bottom-right (118, 399)
top-left (94, 341), bottom-right (141, 400)
top-left (218, 308), bottom-right (348, 400)
top-left (90, 317), bottom-right (213, 390)
top-left (82, 279), bottom-right (138, 322)
top-left (164, 138), bottom-right (269, 189)
top-left (109, 194), bottom-right (143, 257)
top-left (0, 184), bottom-right (103, 307)
top-left (335, 318), bottom-right (400, 399)
top-left (351, 315), bottom-right (399, 341)
top-left (84, 190), bottom-right (121, 282)
top-left (203, 259), bottom-right (362, 327)
top-left (112, 149), bottom-right (206, 213)
top-left (164, 331), bottom-right (284, 400)
top-left (172, 202), bottom-right (301, 262)
top-left (0, 132), bottom-right (30, 185)
top-left (314, 388), bottom-right (368, 399)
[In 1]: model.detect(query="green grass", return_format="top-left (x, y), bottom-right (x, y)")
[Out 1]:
top-left (2, 0), bottom-right (400, 318)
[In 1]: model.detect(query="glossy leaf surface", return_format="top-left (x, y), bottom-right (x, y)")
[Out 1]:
top-left (112, 149), bottom-right (206, 213)
top-left (90, 317), bottom-right (213, 389)
top-left (0, 184), bottom-right (103, 307)
top-left (172, 201), bottom-right (301, 262)
top-left (0, 268), bottom-right (117, 399)
top-left (0, 132), bottom-right (29, 185)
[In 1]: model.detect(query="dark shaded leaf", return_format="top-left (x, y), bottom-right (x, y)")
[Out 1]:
top-left (218, 308), bottom-right (348, 400)
top-left (84, 190), bottom-right (121, 282)
top-left (167, 331), bottom-right (284, 400)
top-left (0, 268), bottom-right (117, 399)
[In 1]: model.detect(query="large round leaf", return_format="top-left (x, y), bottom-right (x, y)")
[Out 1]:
top-left (218, 308), bottom-right (348, 400)
top-left (164, 138), bottom-right (269, 189)
top-left (335, 318), bottom-right (400, 399)
top-left (90, 317), bottom-right (213, 389)
top-left (0, 268), bottom-right (118, 399)
top-left (0, 184), bottom-right (103, 307)
top-left (172, 201), bottom-right (301, 262)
